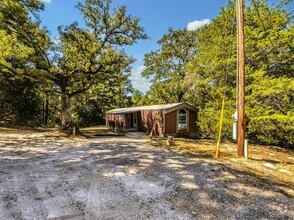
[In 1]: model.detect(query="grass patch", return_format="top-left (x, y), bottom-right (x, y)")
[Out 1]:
top-left (152, 137), bottom-right (294, 189)
top-left (79, 125), bottom-right (111, 137)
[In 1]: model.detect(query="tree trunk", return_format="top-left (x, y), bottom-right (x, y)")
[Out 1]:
top-left (178, 91), bottom-right (185, 103)
top-left (44, 94), bottom-right (49, 125)
top-left (42, 95), bottom-right (45, 124)
top-left (61, 88), bottom-right (72, 130)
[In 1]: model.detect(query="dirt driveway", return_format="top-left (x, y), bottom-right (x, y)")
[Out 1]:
top-left (0, 128), bottom-right (293, 219)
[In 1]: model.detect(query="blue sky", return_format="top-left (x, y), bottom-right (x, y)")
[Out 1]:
top-left (39, 0), bottom-right (229, 93)
top-left (39, 0), bottom-right (290, 93)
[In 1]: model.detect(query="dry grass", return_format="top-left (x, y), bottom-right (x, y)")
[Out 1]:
top-left (80, 125), bottom-right (109, 132)
top-left (0, 126), bottom-right (66, 138)
top-left (153, 138), bottom-right (294, 189)
top-left (79, 125), bottom-right (110, 136)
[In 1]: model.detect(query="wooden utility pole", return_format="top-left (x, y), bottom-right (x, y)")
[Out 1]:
top-left (237, 0), bottom-right (245, 157)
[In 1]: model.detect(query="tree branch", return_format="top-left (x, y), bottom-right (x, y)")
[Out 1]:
top-left (69, 85), bottom-right (92, 98)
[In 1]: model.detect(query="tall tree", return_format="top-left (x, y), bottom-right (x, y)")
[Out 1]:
top-left (184, 1), bottom-right (237, 139)
top-left (111, 71), bottom-right (134, 108)
top-left (0, 0), bottom-right (147, 129)
top-left (188, 0), bottom-right (293, 146)
top-left (0, 1), bottom-right (46, 126)
top-left (142, 28), bottom-right (198, 103)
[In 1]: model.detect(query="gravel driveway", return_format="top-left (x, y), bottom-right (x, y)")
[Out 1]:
top-left (0, 129), bottom-right (293, 219)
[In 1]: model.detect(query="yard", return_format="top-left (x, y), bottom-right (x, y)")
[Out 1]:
top-left (0, 127), bottom-right (293, 219)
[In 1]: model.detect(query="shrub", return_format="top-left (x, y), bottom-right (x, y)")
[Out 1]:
top-left (248, 114), bottom-right (294, 149)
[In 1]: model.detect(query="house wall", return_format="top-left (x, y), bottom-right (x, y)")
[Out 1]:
top-left (106, 105), bottom-right (197, 136)
top-left (140, 110), bottom-right (164, 136)
top-left (189, 110), bottom-right (197, 132)
top-left (124, 113), bottom-right (130, 129)
top-left (165, 111), bottom-right (177, 134)
top-left (105, 113), bottom-right (125, 129)
top-left (137, 112), bottom-right (144, 131)
top-left (164, 109), bottom-right (197, 135)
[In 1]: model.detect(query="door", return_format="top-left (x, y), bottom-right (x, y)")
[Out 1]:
top-left (130, 113), bottom-right (133, 128)
top-left (133, 112), bottom-right (137, 128)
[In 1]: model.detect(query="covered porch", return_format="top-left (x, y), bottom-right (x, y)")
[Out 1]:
top-left (106, 111), bottom-right (139, 132)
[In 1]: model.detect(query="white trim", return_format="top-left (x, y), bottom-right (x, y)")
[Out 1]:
top-left (177, 108), bottom-right (188, 132)
top-left (164, 103), bottom-right (196, 114)
top-left (106, 103), bottom-right (197, 115)
top-left (133, 112), bottom-right (138, 128)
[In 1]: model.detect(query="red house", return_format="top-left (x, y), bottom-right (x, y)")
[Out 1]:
top-left (105, 103), bottom-right (198, 136)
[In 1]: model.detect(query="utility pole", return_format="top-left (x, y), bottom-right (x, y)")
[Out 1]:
top-left (237, 0), bottom-right (245, 157)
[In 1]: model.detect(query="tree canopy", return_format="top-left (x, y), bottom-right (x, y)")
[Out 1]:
top-left (0, 0), bottom-right (293, 148)
top-left (0, 0), bottom-right (147, 129)
top-left (140, 0), bottom-right (293, 147)
top-left (142, 28), bottom-right (199, 103)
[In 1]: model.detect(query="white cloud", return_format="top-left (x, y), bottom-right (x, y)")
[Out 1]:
top-left (42, 0), bottom-right (51, 3)
top-left (187, 19), bottom-right (211, 31)
top-left (130, 65), bottom-right (151, 93)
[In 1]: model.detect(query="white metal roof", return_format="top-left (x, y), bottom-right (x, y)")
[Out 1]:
top-left (106, 103), bottom-right (196, 114)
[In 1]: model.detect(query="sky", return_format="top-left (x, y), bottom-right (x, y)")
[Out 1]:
top-left (39, 0), bottom-right (290, 93)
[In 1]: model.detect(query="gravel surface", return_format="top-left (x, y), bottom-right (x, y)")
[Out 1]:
top-left (0, 129), bottom-right (293, 219)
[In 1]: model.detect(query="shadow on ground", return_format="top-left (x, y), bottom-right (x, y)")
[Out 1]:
top-left (0, 130), bottom-right (293, 219)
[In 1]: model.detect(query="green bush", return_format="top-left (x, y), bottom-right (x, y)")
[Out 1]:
top-left (248, 114), bottom-right (294, 149)
top-left (197, 104), bottom-right (235, 141)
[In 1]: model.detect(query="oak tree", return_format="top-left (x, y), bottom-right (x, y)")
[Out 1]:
top-left (0, 0), bottom-right (147, 129)
top-left (142, 28), bottom-right (198, 103)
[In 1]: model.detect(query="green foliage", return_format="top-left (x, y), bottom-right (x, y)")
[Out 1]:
top-left (184, 0), bottom-right (294, 147)
top-left (0, 0), bottom-right (146, 129)
top-left (55, 0), bottom-right (147, 95)
top-left (249, 114), bottom-right (294, 148)
top-left (184, 1), bottom-right (237, 140)
top-left (245, 70), bottom-right (294, 148)
top-left (72, 95), bottom-right (105, 126)
top-left (0, 74), bottom-right (42, 125)
top-left (131, 89), bottom-right (144, 106)
top-left (144, 82), bottom-right (179, 104)
top-left (197, 99), bottom-right (235, 140)
top-left (141, 0), bottom-right (293, 148)
top-left (142, 28), bottom-right (198, 103)
top-left (72, 71), bottom-right (134, 126)
top-left (0, 0), bottom-right (54, 126)
top-left (244, 0), bottom-right (293, 77)
top-left (247, 70), bottom-right (294, 115)
top-left (0, 30), bottom-right (34, 72)
top-left (0, 0), bottom-right (292, 149)
top-left (0, 0), bottom-right (51, 76)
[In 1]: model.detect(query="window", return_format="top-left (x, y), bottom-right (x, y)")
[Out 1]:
top-left (178, 108), bottom-right (187, 130)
